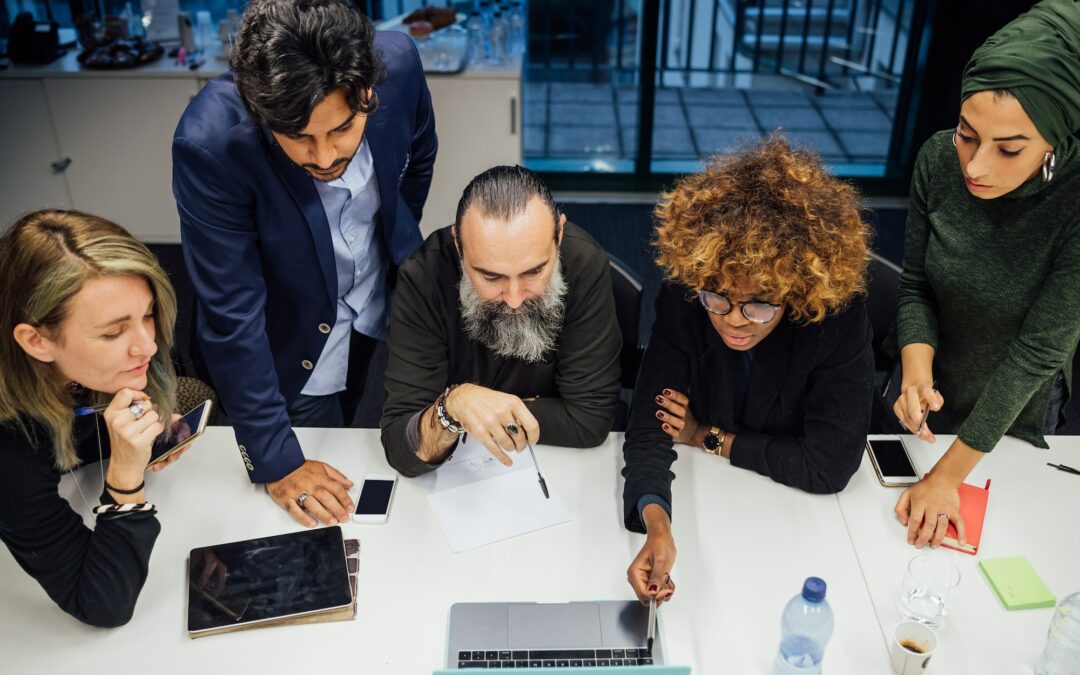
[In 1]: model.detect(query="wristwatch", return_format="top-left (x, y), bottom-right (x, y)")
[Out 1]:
top-left (436, 386), bottom-right (465, 434)
top-left (702, 426), bottom-right (725, 454)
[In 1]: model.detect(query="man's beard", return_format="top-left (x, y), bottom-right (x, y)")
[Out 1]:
top-left (459, 258), bottom-right (568, 363)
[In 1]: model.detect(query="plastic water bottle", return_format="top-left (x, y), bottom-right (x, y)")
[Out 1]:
top-left (1036, 592), bottom-right (1080, 675)
top-left (772, 577), bottom-right (834, 674)
top-left (487, 10), bottom-right (509, 65)
top-left (466, 10), bottom-right (485, 65)
top-left (508, 0), bottom-right (526, 56)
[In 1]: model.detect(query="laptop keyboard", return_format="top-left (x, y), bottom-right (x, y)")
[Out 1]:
top-left (456, 648), bottom-right (654, 668)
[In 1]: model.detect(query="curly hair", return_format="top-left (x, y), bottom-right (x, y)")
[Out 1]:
top-left (231, 0), bottom-right (386, 134)
top-left (653, 136), bottom-right (870, 323)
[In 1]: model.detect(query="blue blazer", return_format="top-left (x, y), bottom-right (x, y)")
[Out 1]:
top-left (173, 31), bottom-right (437, 483)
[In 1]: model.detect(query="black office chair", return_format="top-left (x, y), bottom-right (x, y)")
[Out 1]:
top-left (608, 255), bottom-right (646, 430)
top-left (866, 252), bottom-right (903, 433)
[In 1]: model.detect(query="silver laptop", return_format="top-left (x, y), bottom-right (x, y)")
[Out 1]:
top-left (445, 601), bottom-right (669, 669)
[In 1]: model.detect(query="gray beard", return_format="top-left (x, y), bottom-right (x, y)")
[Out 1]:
top-left (458, 258), bottom-right (567, 363)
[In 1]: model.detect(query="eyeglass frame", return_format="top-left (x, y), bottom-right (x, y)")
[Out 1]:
top-left (697, 290), bottom-right (782, 324)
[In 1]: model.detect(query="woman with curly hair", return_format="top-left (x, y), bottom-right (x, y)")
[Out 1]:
top-left (622, 137), bottom-right (873, 606)
top-left (892, 0), bottom-right (1080, 551)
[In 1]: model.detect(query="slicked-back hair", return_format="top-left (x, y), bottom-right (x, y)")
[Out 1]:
top-left (453, 165), bottom-right (560, 248)
top-left (231, 0), bottom-right (386, 134)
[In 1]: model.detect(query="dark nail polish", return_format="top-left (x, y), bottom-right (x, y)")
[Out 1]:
top-left (663, 389), bottom-right (672, 396)
top-left (662, 424), bottom-right (669, 430)
top-left (655, 411), bottom-right (664, 419)
top-left (655, 396), bottom-right (664, 404)
top-left (648, 584), bottom-right (658, 593)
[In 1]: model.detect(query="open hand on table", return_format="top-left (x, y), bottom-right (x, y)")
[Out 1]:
top-left (267, 460), bottom-right (354, 527)
top-left (895, 472), bottom-right (966, 549)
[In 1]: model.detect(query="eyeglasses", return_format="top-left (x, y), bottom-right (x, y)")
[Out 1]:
top-left (697, 290), bottom-right (781, 324)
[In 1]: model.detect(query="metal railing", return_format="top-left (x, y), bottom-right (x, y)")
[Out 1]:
top-left (527, 0), bottom-right (919, 91)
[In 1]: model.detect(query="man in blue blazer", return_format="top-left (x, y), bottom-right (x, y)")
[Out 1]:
top-left (172, 0), bottom-right (436, 525)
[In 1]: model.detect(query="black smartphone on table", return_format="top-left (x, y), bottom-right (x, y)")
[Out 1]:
top-left (865, 436), bottom-right (919, 487)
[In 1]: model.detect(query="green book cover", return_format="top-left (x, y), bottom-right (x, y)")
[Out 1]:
top-left (979, 556), bottom-right (1056, 611)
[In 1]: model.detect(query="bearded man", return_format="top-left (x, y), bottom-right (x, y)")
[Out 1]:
top-left (380, 165), bottom-right (621, 475)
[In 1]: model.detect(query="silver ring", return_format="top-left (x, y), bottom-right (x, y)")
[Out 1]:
top-left (129, 402), bottom-right (146, 420)
top-left (937, 513), bottom-right (949, 519)
top-left (505, 422), bottom-right (520, 436)
top-left (296, 492), bottom-right (311, 508)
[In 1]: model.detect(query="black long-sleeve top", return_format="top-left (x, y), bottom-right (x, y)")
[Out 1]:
top-left (0, 415), bottom-right (160, 627)
top-left (621, 283), bottom-right (874, 533)
top-left (381, 222), bottom-right (622, 476)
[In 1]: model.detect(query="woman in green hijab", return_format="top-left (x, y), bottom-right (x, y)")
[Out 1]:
top-left (893, 0), bottom-right (1080, 549)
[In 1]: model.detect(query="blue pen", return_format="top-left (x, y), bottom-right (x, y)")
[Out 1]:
top-left (73, 403), bottom-right (109, 417)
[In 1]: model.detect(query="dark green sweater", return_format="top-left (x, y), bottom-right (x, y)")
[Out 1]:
top-left (897, 130), bottom-right (1080, 451)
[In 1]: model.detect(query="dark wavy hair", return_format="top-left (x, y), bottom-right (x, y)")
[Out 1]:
top-left (231, 0), bottom-right (386, 134)
top-left (654, 135), bottom-right (871, 323)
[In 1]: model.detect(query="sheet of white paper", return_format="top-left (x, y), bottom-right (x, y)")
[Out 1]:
top-left (417, 434), bottom-right (571, 552)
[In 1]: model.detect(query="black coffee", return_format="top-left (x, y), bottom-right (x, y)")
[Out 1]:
top-left (900, 640), bottom-right (925, 654)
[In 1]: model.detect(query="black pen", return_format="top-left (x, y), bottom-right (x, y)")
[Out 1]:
top-left (1047, 462), bottom-right (1080, 476)
top-left (914, 381), bottom-right (938, 437)
top-left (522, 428), bottom-right (550, 499)
top-left (646, 595), bottom-right (656, 653)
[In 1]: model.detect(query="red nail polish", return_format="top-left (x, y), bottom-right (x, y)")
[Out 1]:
top-left (663, 389), bottom-right (672, 396)
top-left (648, 584), bottom-right (658, 593)
top-left (662, 424), bottom-right (669, 430)
top-left (655, 396), bottom-right (663, 404)
top-left (655, 411), bottom-right (664, 419)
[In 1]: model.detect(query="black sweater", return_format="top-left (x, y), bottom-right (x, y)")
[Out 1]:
top-left (621, 283), bottom-right (874, 533)
top-left (381, 222), bottom-right (622, 476)
top-left (0, 415), bottom-right (160, 627)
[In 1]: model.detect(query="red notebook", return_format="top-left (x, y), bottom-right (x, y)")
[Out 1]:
top-left (942, 479), bottom-right (991, 555)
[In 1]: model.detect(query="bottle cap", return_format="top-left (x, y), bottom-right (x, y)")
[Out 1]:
top-left (802, 577), bottom-right (827, 603)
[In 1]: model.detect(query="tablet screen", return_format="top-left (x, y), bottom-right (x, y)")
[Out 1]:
top-left (187, 526), bottom-right (351, 633)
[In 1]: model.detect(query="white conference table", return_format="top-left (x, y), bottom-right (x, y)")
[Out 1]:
top-left (840, 434), bottom-right (1080, 675)
top-left (1, 428), bottom-right (1074, 673)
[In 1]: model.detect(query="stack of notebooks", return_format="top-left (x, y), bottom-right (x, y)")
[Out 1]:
top-left (187, 526), bottom-right (360, 638)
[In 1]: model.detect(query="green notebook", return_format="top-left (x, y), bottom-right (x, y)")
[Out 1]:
top-left (979, 556), bottom-right (1056, 610)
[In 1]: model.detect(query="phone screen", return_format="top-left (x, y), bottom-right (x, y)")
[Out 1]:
top-left (355, 479), bottom-right (395, 516)
top-left (150, 400), bottom-right (210, 463)
top-left (868, 439), bottom-right (917, 478)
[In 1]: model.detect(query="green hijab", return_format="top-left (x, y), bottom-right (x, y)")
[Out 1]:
top-left (961, 0), bottom-right (1080, 148)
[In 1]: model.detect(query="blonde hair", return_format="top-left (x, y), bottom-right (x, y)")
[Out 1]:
top-left (0, 210), bottom-right (177, 469)
top-left (654, 136), bottom-right (870, 323)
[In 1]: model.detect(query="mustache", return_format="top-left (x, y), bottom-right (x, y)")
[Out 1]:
top-left (303, 157), bottom-right (350, 172)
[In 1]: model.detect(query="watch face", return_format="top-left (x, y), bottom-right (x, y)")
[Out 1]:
top-left (703, 433), bottom-right (720, 451)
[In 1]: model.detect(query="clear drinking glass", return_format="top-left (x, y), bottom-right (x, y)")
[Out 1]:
top-left (898, 553), bottom-right (961, 629)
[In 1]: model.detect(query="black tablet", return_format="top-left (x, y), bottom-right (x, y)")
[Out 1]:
top-left (187, 526), bottom-right (352, 636)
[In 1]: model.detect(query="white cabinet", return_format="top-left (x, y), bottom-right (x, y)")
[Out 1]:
top-left (422, 68), bottom-right (522, 236)
top-left (43, 78), bottom-right (202, 243)
top-left (1, 52), bottom-right (518, 243)
top-left (0, 80), bottom-right (73, 228)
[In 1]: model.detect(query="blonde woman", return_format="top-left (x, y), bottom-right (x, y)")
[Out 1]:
top-left (0, 210), bottom-right (186, 626)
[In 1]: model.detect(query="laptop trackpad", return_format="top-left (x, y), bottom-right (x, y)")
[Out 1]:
top-left (507, 603), bottom-right (603, 649)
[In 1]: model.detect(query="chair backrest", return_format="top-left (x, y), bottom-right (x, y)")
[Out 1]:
top-left (608, 254), bottom-right (645, 389)
top-left (866, 252), bottom-right (902, 373)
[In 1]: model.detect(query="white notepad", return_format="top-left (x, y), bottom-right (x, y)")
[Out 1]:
top-left (416, 434), bottom-right (571, 552)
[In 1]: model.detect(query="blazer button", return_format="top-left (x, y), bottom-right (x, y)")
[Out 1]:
top-left (301, 359), bottom-right (314, 370)
top-left (245, 462), bottom-right (254, 470)
top-left (318, 323), bottom-right (331, 334)
top-left (238, 444), bottom-right (247, 453)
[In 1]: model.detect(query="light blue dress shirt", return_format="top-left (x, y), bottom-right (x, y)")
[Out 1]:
top-left (301, 138), bottom-right (388, 396)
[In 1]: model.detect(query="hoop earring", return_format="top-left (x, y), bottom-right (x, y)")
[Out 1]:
top-left (1042, 150), bottom-right (1056, 183)
top-left (951, 128), bottom-right (959, 148)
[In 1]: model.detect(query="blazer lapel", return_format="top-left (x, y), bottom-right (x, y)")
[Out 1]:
top-left (262, 127), bottom-right (337, 302)
top-left (741, 318), bottom-right (795, 429)
top-left (363, 103), bottom-right (399, 251)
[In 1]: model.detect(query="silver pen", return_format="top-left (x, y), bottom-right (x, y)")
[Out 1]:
top-left (523, 429), bottom-right (550, 499)
top-left (646, 595), bottom-right (656, 653)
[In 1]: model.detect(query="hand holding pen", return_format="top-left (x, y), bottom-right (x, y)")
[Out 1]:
top-left (894, 380), bottom-right (943, 443)
top-left (505, 422), bottom-right (549, 499)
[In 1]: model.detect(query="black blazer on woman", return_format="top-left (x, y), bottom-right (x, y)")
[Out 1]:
top-left (622, 282), bottom-right (874, 533)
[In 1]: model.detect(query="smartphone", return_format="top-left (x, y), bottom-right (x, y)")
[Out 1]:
top-left (147, 399), bottom-right (212, 469)
top-left (352, 474), bottom-right (397, 524)
top-left (866, 436), bottom-right (919, 487)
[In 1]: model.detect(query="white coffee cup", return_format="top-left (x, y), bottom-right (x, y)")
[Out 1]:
top-left (890, 621), bottom-right (938, 674)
